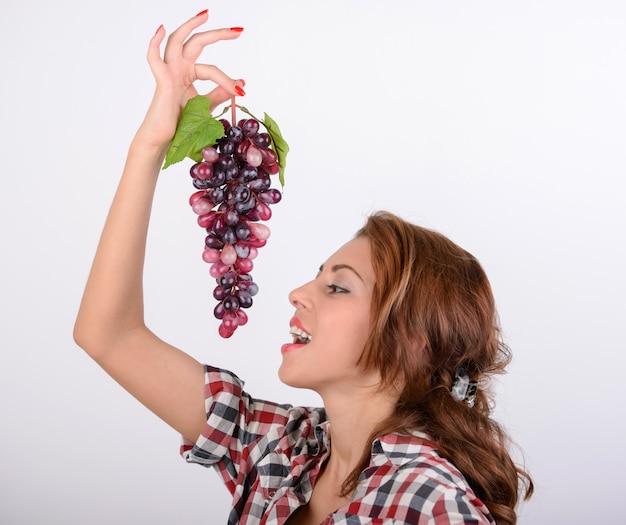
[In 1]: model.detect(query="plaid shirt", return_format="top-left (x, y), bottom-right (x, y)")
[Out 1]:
top-left (181, 366), bottom-right (494, 524)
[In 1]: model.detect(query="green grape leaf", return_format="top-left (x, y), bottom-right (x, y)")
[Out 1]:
top-left (262, 112), bottom-right (290, 187)
top-left (238, 106), bottom-right (289, 187)
top-left (162, 96), bottom-right (224, 170)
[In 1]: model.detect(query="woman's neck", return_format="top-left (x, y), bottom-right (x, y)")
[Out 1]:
top-left (319, 383), bottom-right (399, 480)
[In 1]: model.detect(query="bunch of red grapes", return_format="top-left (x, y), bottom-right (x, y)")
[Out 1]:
top-left (188, 117), bottom-right (282, 338)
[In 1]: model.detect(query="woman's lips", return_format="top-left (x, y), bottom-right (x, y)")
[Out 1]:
top-left (282, 317), bottom-right (312, 354)
top-left (281, 342), bottom-right (307, 354)
top-left (289, 316), bottom-right (308, 333)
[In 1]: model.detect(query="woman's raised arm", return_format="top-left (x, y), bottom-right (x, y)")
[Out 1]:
top-left (73, 11), bottom-right (244, 442)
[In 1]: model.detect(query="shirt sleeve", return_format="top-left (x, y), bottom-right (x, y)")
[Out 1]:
top-left (180, 365), bottom-right (293, 494)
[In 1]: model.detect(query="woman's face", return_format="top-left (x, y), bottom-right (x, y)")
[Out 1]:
top-left (279, 236), bottom-right (380, 396)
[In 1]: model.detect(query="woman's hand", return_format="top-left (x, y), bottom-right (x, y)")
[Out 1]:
top-left (137, 10), bottom-right (244, 150)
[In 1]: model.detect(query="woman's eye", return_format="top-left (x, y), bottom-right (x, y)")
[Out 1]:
top-left (327, 284), bottom-right (348, 294)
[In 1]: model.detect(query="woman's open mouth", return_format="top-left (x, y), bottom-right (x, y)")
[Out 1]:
top-left (289, 325), bottom-right (312, 344)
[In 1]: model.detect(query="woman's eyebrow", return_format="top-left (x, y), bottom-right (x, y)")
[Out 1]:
top-left (318, 263), bottom-right (364, 282)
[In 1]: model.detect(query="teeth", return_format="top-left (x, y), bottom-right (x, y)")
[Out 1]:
top-left (289, 325), bottom-right (312, 344)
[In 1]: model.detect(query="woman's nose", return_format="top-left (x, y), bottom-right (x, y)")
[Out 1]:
top-left (288, 281), bottom-right (313, 310)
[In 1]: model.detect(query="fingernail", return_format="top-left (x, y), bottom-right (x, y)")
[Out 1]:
top-left (196, 9), bottom-right (208, 17)
top-left (230, 27), bottom-right (244, 32)
top-left (154, 24), bottom-right (163, 35)
top-left (234, 85), bottom-right (246, 96)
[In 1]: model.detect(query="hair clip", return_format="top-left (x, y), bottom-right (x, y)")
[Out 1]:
top-left (451, 368), bottom-right (478, 408)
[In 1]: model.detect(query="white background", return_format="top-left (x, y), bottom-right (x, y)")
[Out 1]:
top-left (1, 1), bottom-right (624, 524)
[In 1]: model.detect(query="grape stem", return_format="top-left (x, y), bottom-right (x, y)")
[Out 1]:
top-left (231, 96), bottom-right (237, 126)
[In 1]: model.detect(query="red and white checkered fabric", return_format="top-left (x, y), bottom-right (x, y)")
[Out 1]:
top-left (181, 366), bottom-right (494, 524)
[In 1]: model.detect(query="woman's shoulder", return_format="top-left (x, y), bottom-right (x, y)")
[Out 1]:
top-left (362, 431), bottom-right (494, 523)
top-left (375, 431), bottom-right (469, 486)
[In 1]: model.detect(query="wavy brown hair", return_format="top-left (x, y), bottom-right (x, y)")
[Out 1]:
top-left (345, 211), bottom-right (533, 525)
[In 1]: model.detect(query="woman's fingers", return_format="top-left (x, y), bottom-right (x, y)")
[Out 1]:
top-left (194, 64), bottom-right (245, 98)
top-left (145, 13), bottom-right (245, 108)
top-left (163, 10), bottom-right (211, 63)
top-left (205, 79), bottom-right (246, 111)
top-left (182, 27), bottom-right (244, 62)
top-left (146, 25), bottom-right (166, 75)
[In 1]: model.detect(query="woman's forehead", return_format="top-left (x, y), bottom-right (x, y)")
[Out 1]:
top-left (322, 237), bottom-right (373, 279)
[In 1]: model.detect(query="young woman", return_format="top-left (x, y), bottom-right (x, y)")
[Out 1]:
top-left (74, 11), bottom-right (532, 525)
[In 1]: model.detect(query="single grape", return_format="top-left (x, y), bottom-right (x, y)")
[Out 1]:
top-left (242, 119), bottom-right (260, 137)
top-left (235, 139), bottom-right (249, 159)
top-left (254, 201), bottom-right (272, 221)
top-left (207, 169), bottom-right (226, 188)
top-left (258, 189), bottom-right (282, 204)
top-left (220, 243), bottom-right (237, 265)
top-left (246, 145), bottom-right (263, 167)
top-left (220, 141), bottom-right (235, 155)
top-left (264, 162), bottom-right (280, 176)
top-left (218, 322), bottom-right (235, 338)
top-left (208, 187), bottom-right (225, 204)
top-left (245, 208), bottom-right (260, 222)
top-left (214, 301), bottom-right (226, 320)
top-left (222, 295), bottom-right (240, 312)
top-left (198, 211), bottom-right (218, 229)
top-left (238, 280), bottom-right (259, 296)
top-left (240, 165), bottom-right (258, 182)
top-left (252, 133), bottom-right (271, 148)
top-left (191, 197), bottom-right (214, 216)
top-left (192, 179), bottom-right (211, 190)
top-left (219, 156), bottom-right (236, 170)
top-left (248, 175), bottom-right (271, 193)
top-left (222, 227), bottom-right (237, 245)
top-left (213, 285), bottom-right (231, 301)
top-left (212, 215), bottom-right (226, 235)
top-left (202, 147), bottom-right (219, 163)
top-left (202, 247), bottom-right (222, 264)
top-left (236, 309), bottom-right (249, 326)
top-left (234, 240), bottom-right (250, 258)
top-left (235, 257), bottom-right (254, 273)
top-left (246, 236), bottom-right (267, 248)
top-left (189, 190), bottom-right (208, 206)
top-left (235, 221), bottom-right (251, 240)
top-left (227, 126), bottom-right (244, 143)
top-left (191, 162), bottom-right (214, 180)
top-left (223, 208), bottom-right (240, 226)
top-left (222, 311), bottom-right (239, 331)
top-left (249, 222), bottom-right (271, 241)
top-left (259, 147), bottom-right (277, 166)
top-left (219, 270), bottom-right (237, 288)
top-left (205, 233), bottom-right (225, 250)
top-left (225, 166), bottom-right (240, 181)
top-left (232, 185), bottom-right (251, 203)
top-left (209, 261), bottom-right (230, 278)
top-left (235, 196), bottom-right (256, 214)
top-left (235, 290), bottom-right (253, 309)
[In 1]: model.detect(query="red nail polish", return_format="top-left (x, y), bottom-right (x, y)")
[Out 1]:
top-left (230, 27), bottom-right (244, 32)
top-left (234, 85), bottom-right (246, 96)
top-left (196, 9), bottom-right (208, 17)
top-left (154, 24), bottom-right (163, 35)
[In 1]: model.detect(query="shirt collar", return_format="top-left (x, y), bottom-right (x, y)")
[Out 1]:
top-left (371, 430), bottom-right (434, 467)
